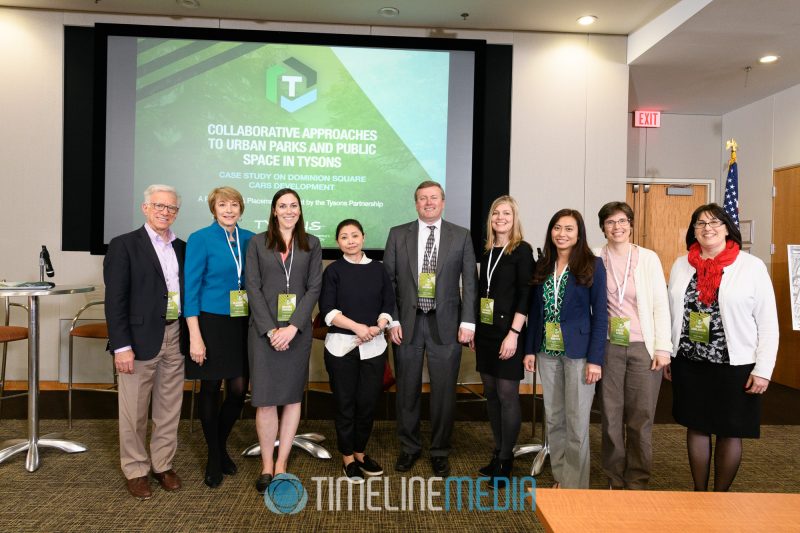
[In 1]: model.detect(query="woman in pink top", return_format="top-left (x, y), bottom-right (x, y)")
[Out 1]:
top-left (596, 202), bottom-right (672, 489)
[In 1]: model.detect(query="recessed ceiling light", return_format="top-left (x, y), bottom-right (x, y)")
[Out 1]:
top-left (378, 7), bottom-right (399, 18)
top-left (759, 55), bottom-right (779, 64)
top-left (176, 0), bottom-right (199, 8)
top-left (577, 15), bottom-right (597, 26)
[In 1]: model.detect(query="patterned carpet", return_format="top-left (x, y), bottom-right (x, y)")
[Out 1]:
top-left (0, 420), bottom-right (798, 532)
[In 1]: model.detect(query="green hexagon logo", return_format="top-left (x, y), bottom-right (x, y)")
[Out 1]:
top-left (266, 57), bottom-right (318, 113)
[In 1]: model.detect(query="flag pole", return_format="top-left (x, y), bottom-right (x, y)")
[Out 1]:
top-left (725, 138), bottom-right (738, 163)
top-left (724, 138), bottom-right (740, 228)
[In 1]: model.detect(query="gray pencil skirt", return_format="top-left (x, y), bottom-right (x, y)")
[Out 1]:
top-left (248, 326), bottom-right (312, 407)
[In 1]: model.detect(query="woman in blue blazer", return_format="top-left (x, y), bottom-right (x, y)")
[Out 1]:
top-left (184, 187), bottom-right (255, 488)
top-left (524, 208), bottom-right (607, 488)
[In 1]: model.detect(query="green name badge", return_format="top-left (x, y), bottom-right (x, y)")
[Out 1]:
top-left (165, 291), bottom-right (180, 320)
top-left (688, 311), bottom-right (711, 344)
top-left (277, 293), bottom-right (297, 322)
top-left (545, 322), bottom-right (565, 352)
top-left (609, 316), bottom-right (631, 346)
top-left (418, 272), bottom-right (436, 299)
top-left (230, 290), bottom-right (249, 318)
top-left (480, 297), bottom-right (494, 325)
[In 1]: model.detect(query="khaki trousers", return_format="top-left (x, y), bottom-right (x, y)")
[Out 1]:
top-left (118, 322), bottom-right (185, 479)
top-left (599, 341), bottom-right (663, 489)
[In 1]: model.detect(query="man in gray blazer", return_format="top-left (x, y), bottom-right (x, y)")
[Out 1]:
top-left (383, 180), bottom-right (478, 477)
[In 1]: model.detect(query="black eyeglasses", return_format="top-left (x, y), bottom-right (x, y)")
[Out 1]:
top-left (604, 218), bottom-right (630, 228)
top-left (150, 202), bottom-right (179, 215)
top-left (693, 219), bottom-right (724, 229)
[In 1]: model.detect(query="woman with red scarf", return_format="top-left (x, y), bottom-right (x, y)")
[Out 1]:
top-left (666, 203), bottom-right (779, 492)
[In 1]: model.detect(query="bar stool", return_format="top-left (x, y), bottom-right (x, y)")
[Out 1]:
top-left (67, 301), bottom-right (110, 429)
top-left (513, 368), bottom-right (549, 476)
top-left (0, 297), bottom-right (29, 420)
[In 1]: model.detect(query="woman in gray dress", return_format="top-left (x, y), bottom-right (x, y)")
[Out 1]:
top-left (245, 188), bottom-right (322, 493)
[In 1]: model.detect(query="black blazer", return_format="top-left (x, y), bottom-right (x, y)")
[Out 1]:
top-left (382, 220), bottom-right (478, 343)
top-left (476, 241), bottom-right (535, 340)
top-left (104, 225), bottom-right (189, 361)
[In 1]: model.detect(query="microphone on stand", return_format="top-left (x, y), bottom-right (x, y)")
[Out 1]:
top-left (40, 245), bottom-right (55, 278)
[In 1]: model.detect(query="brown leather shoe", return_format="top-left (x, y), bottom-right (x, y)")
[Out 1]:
top-left (152, 469), bottom-right (182, 491)
top-left (126, 476), bottom-right (152, 500)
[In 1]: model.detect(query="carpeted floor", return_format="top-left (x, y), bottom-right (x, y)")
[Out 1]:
top-left (0, 419), bottom-right (798, 532)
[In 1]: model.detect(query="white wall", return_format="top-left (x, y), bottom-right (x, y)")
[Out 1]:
top-left (0, 10), bottom-right (105, 383)
top-left (510, 33), bottom-right (628, 249)
top-left (623, 84), bottom-right (800, 270)
top-left (627, 113), bottom-right (722, 181)
top-left (721, 81), bottom-right (800, 267)
top-left (0, 7), bottom-right (629, 381)
top-left (772, 84), bottom-right (800, 169)
top-left (719, 98), bottom-right (774, 262)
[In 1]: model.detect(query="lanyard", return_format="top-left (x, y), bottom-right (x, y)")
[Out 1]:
top-left (281, 240), bottom-right (295, 293)
top-left (485, 244), bottom-right (508, 297)
top-left (606, 244), bottom-right (632, 307)
top-left (223, 225), bottom-right (242, 289)
top-left (553, 263), bottom-right (569, 305)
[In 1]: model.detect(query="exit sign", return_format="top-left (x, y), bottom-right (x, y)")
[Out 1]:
top-left (633, 110), bottom-right (661, 128)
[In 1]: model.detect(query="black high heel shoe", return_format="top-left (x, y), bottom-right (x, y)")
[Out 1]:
top-left (487, 458), bottom-right (514, 490)
top-left (221, 451), bottom-right (238, 476)
top-left (478, 450), bottom-right (500, 477)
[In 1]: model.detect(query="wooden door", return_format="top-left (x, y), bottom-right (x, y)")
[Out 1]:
top-left (626, 183), bottom-right (708, 280)
top-left (771, 166), bottom-right (800, 389)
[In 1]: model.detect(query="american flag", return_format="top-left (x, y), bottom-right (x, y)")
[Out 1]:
top-left (723, 153), bottom-right (739, 227)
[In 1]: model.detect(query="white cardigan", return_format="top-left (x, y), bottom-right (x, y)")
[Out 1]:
top-left (594, 245), bottom-right (673, 359)
top-left (667, 252), bottom-right (779, 379)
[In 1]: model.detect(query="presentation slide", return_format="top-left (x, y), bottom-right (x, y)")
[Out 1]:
top-left (102, 31), bottom-right (475, 250)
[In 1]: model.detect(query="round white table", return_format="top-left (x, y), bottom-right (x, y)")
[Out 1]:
top-left (0, 285), bottom-right (95, 471)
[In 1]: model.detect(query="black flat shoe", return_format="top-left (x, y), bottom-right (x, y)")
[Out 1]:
top-left (221, 453), bottom-right (238, 476)
top-left (255, 473), bottom-right (273, 494)
top-left (355, 454), bottom-right (384, 477)
top-left (204, 471), bottom-right (223, 488)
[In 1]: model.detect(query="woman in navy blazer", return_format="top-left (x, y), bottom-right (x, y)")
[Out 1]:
top-left (524, 209), bottom-right (607, 488)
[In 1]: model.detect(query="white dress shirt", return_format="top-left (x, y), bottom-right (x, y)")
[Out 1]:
top-left (417, 218), bottom-right (442, 274)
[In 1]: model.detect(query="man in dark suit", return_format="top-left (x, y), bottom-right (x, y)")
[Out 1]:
top-left (383, 180), bottom-right (478, 477)
top-left (104, 184), bottom-right (188, 500)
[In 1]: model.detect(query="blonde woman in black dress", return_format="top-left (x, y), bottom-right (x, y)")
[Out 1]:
top-left (472, 196), bottom-right (534, 487)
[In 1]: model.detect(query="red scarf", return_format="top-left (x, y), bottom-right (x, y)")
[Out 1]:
top-left (687, 240), bottom-right (740, 306)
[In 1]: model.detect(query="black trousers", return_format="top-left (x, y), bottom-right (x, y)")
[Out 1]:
top-left (324, 346), bottom-right (386, 456)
